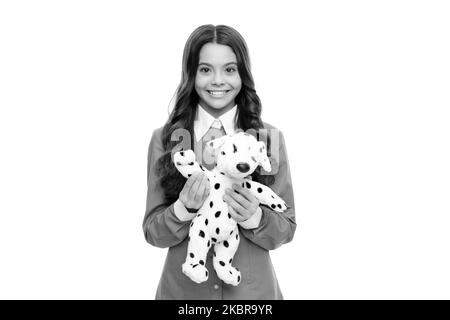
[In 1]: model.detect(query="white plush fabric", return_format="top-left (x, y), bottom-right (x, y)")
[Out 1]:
top-left (173, 132), bottom-right (287, 286)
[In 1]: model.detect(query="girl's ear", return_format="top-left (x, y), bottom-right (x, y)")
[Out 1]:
top-left (256, 141), bottom-right (272, 172)
top-left (206, 135), bottom-right (230, 152)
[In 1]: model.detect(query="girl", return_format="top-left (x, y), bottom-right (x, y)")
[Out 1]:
top-left (143, 24), bottom-right (296, 300)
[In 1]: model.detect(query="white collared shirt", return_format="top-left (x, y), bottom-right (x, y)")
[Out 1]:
top-left (194, 104), bottom-right (237, 142)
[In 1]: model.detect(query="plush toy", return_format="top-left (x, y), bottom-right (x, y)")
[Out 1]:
top-left (173, 132), bottom-right (287, 286)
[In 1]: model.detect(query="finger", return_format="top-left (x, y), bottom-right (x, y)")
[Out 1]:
top-left (194, 173), bottom-right (209, 199)
top-left (184, 171), bottom-right (201, 192)
top-left (228, 205), bottom-right (244, 223)
top-left (223, 192), bottom-right (247, 217)
top-left (194, 174), bottom-right (208, 202)
top-left (232, 184), bottom-right (257, 203)
top-left (188, 173), bottom-right (203, 198)
top-left (200, 176), bottom-right (211, 200)
top-left (226, 188), bottom-right (251, 208)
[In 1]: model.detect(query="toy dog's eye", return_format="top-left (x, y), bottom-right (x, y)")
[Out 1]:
top-left (233, 144), bottom-right (237, 153)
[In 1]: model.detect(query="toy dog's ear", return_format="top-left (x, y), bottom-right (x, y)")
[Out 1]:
top-left (206, 135), bottom-right (229, 152)
top-left (256, 141), bottom-right (271, 172)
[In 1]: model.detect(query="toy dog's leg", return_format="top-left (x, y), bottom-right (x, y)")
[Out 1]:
top-left (181, 215), bottom-right (212, 283)
top-left (173, 149), bottom-right (207, 179)
top-left (241, 180), bottom-right (288, 212)
top-left (212, 226), bottom-right (241, 286)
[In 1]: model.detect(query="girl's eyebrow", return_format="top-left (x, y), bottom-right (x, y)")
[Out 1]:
top-left (198, 62), bottom-right (238, 66)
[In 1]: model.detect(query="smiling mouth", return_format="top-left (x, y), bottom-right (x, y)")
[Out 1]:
top-left (207, 90), bottom-right (231, 97)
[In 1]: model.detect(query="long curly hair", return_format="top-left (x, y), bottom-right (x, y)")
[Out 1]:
top-left (156, 24), bottom-right (274, 204)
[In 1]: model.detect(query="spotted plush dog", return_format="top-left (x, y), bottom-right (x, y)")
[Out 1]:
top-left (173, 132), bottom-right (287, 286)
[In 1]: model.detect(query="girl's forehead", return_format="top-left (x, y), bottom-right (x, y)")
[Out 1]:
top-left (199, 43), bottom-right (237, 64)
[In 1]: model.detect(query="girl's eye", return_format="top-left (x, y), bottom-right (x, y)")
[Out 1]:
top-left (199, 67), bottom-right (210, 73)
top-left (198, 67), bottom-right (237, 73)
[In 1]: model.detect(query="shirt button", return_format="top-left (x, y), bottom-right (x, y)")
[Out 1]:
top-left (214, 284), bottom-right (219, 290)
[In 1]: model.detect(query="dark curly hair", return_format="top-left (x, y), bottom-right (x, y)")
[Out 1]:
top-left (156, 24), bottom-right (274, 204)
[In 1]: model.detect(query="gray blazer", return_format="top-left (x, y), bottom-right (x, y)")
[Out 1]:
top-left (143, 122), bottom-right (296, 299)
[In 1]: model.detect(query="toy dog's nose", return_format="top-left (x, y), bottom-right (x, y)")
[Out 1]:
top-left (236, 162), bottom-right (250, 173)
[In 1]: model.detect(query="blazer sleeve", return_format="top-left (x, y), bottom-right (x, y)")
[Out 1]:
top-left (142, 128), bottom-right (191, 248)
top-left (239, 129), bottom-right (297, 250)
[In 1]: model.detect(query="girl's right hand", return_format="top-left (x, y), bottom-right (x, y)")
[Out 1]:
top-left (179, 172), bottom-right (210, 211)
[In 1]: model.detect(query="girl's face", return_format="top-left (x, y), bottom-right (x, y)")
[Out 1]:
top-left (195, 43), bottom-right (242, 117)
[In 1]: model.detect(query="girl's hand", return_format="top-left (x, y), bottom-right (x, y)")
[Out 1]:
top-left (179, 172), bottom-right (210, 211)
top-left (223, 184), bottom-right (260, 223)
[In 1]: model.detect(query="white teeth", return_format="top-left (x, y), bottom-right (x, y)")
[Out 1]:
top-left (208, 90), bottom-right (229, 96)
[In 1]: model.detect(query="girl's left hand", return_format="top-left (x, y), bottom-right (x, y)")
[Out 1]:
top-left (223, 184), bottom-right (260, 223)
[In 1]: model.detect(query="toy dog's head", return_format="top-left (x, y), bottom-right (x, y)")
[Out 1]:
top-left (207, 132), bottom-right (271, 179)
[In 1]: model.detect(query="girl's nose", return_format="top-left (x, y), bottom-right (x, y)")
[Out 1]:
top-left (212, 72), bottom-right (224, 85)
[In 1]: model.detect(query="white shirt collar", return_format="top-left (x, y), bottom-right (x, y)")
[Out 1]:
top-left (194, 104), bottom-right (237, 142)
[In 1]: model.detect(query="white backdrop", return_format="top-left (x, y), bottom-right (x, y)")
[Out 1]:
top-left (1, 0), bottom-right (449, 299)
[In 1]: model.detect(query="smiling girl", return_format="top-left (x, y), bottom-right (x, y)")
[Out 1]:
top-left (143, 24), bottom-right (296, 300)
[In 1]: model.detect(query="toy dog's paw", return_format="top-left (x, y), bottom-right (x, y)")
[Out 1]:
top-left (269, 200), bottom-right (287, 213)
top-left (182, 261), bottom-right (209, 284)
top-left (174, 149), bottom-right (196, 166)
top-left (216, 265), bottom-right (241, 286)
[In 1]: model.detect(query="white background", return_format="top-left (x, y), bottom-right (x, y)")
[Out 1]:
top-left (1, 0), bottom-right (449, 299)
